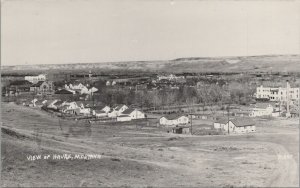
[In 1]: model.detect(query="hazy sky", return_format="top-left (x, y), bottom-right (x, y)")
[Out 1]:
top-left (1, 0), bottom-right (300, 66)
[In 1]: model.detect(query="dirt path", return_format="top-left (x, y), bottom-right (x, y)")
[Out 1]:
top-left (268, 143), bottom-right (299, 187)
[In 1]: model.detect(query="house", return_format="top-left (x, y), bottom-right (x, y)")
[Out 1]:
top-left (6, 80), bottom-right (32, 96)
top-left (249, 103), bottom-right (274, 117)
top-left (34, 100), bottom-right (47, 108)
top-left (75, 101), bottom-right (85, 109)
top-left (159, 115), bottom-right (189, 126)
top-left (30, 81), bottom-right (53, 94)
top-left (101, 106), bottom-right (111, 113)
top-left (45, 99), bottom-right (58, 110)
top-left (108, 105), bottom-right (128, 117)
top-left (53, 100), bottom-right (66, 109)
top-left (172, 126), bottom-right (190, 134)
top-left (116, 115), bottom-right (133, 122)
top-left (30, 98), bottom-right (38, 107)
top-left (79, 108), bottom-right (91, 116)
top-left (92, 105), bottom-right (110, 118)
top-left (213, 118), bottom-right (228, 129)
top-left (94, 110), bottom-right (107, 118)
top-left (116, 108), bottom-right (146, 122)
top-left (223, 118), bottom-right (256, 134)
top-left (64, 101), bottom-right (79, 109)
top-left (121, 108), bottom-right (145, 119)
top-left (60, 106), bottom-right (80, 115)
top-left (64, 83), bottom-right (97, 95)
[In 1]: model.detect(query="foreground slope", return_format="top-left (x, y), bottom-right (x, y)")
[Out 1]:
top-left (1, 102), bottom-right (299, 187)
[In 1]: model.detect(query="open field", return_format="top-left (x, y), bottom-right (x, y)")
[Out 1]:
top-left (1, 102), bottom-right (299, 187)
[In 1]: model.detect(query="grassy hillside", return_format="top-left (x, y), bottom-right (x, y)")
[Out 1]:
top-left (2, 54), bottom-right (300, 73)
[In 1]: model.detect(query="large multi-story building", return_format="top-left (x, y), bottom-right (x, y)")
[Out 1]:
top-left (25, 74), bottom-right (46, 84)
top-left (256, 81), bottom-right (299, 102)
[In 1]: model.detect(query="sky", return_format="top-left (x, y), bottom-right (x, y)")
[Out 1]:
top-left (1, 0), bottom-right (300, 66)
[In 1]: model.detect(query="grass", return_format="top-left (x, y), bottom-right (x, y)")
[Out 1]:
top-left (1, 102), bottom-right (299, 187)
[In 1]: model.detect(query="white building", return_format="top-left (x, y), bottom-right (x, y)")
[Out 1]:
top-left (25, 74), bottom-right (46, 84)
top-left (249, 103), bottom-right (274, 117)
top-left (256, 81), bottom-right (299, 102)
top-left (159, 115), bottom-right (189, 126)
top-left (158, 74), bottom-right (184, 81)
top-left (108, 105), bottom-right (128, 118)
top-left (117, 108), bottom-right (146, 122)
top-left (213, 118), bottom-right (228, 129)
top-left (221, 118), bottom-right (256, 134)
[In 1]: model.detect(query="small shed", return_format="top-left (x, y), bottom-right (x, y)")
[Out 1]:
top-left (172, 126), bottom-right (190, 134)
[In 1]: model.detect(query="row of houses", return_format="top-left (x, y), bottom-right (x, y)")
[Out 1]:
top-left (27, 99), bottom-right (147, 122)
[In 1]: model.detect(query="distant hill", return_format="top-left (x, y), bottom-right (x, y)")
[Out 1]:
top-left (2, 54), bottom-right (300, 73)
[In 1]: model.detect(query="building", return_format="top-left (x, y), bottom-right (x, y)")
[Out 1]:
top-left (223, 118), bottom-right (256, 134)
top-left (159, 115), bottom-right (189, 126)
top-left (108, 105), bottom-right (129, 118)
top-left (172, 126), bottom-right (190, 134)
top-left (249, 103), bottom-right (274, 117)
top-left (25, 74), bottom-right (46, 84)
top-left (93, 110), bottom-right (107, 118)
top-left (30, 81), bottom-right (54, 94)
top-left (213, 118), bottom-right (228, 129)
top-left (158, 74), bottom-right (185, 81)
top-left (255, 81), bottom-right (299, 102)
top-left (6, 80), bottom-right (32, 96)
top-left (117, 108), bottom-right (145, 122)
top-left (45, 100), bottom-right (59, 110)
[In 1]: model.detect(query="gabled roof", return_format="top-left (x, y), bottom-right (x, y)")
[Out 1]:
top-left (31, 81), bottom-right (44, 87)
top-left (122, 108), bottom-right (136, 115)
top-left (46, 100), bottom-right (57, 106)
top-left (94, 110), bottom-right (106, 114)
top-left (59, 105), bottom-right (70, 110)
top-left (230, 118), bottom-right (255, 127)
top-left (114, 104), bottom-right (127, 111)
top-left (53, 100), bottom-right (64, 106)
top-left (75, 101), bottom-right (84, 106)
top-left (10, 80), bottom-right (32, 86)
top-left (214, 118), bottom-right (228, 124)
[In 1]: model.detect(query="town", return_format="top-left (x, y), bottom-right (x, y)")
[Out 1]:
top-left (2, 70), bottom-right (300, 135)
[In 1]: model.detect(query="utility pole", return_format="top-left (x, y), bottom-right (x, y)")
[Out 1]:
top-left (190, 113), bottom-right (193, 135)
top-left (298, 88), bottom-right (300, 127)
top-left (227, 103), bottom-right (230, 135)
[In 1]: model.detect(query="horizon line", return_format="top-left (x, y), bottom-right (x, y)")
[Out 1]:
top-left (1, 53), bottom-right (299, 67)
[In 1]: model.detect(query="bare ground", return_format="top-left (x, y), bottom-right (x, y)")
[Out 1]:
top-left (1, 102), bottom-right (299, 187)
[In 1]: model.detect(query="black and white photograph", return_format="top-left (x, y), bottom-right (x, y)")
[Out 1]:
top-left (1, 0), bottom-right (299, 187)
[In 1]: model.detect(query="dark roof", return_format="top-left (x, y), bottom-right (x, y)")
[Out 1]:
top-left (230, 118), bottom-right (255, 127)
top-left (114, 105), bottom-right (126, 111)
top-left (253, 103), bottom-right (274, 109)
top-left (118, 115), bottom-right (130, 117)
top-left (161, 114), bottom-right (187, 120)
top-left (55, 89), bottom-right (73, 94)
top-left (122, 108), bottom-right (136, 114)
top-left (9, 80), bottom-right (32, 86)
top-left (94, 110), bottom-right (106, 114)
top-left (54, 100), bottom-right (64, 106)
top-left (214, 118), bottom-right (228, 124)
top-left (31, 81), bottom-right (44, 87)
top-left (172, 126), bottom-right (190, 129)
